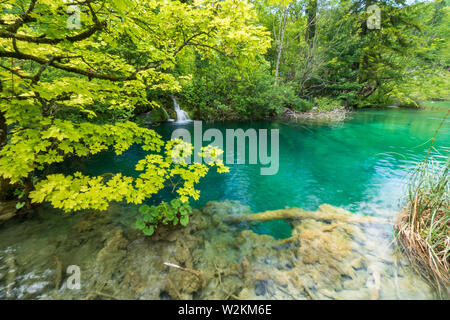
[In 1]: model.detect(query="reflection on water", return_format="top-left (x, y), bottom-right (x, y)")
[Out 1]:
top-left (0, 103), bottom-right (449, 299)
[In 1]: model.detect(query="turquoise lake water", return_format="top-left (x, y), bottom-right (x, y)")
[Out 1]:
top-left (1, 103), bottom-right (449, 299)
top-left (55, 102), bottom-right (450, 238)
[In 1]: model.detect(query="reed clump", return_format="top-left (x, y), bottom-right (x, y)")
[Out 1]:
top-left (395, 159), bottom-right (449, 298)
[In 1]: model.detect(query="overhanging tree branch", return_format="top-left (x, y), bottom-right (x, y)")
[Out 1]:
top-left (5, 0), bottom-right (37, 33)
top-left (0, 21), bottom-right (107, 44)
top-left (0, 49), bottom-right (135, 81)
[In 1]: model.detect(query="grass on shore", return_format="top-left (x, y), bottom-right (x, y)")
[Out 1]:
top-left (395, 159), bottom-right (449, 298)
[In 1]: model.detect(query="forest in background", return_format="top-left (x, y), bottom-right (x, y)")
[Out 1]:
top-left (175, 0), bottom-right (450, 121)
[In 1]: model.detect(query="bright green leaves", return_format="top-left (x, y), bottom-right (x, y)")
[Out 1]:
top-left (161, 140), bottom-right (229, 203)
top-left (0, 138), bottom-right (37, 182)
top-left (0, 120), bottom-right (164, 183)
top-left (26, 139), bottom-right (228, 212)
top-left (200, 145), bottom-right (229, 173)
top-left (1, 0), bottom-right (247, 214)
top-left (14, 188), bottom-right (26, 209)
top-left (141, 224), bottom-right (155, 236)
top-left (136, 199), bottom-right (193, 236)
top-left (136, 212), bottom-right (156, 236)
top-left (179, 213), bottom-right (189, 227)
top-left (1, 0), bottom-right (271, 131)
top-left (29, 173), bottom-right (135, 211)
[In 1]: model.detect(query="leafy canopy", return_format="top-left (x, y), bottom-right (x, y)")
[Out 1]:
top-left (0, 0), bottom-right (270, 211)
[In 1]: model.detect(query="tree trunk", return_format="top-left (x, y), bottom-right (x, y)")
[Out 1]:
top-left (274, 7), bottom-right (288, 87)
top-left (357, 0), bottom-right (373, 90)
top-left (0, 112), bottom-right (6, 148)
top-left (0, 79), bottom-right (13, 200)
top-left (298, 0), bottom-right (317, 73)
top-left (0, 110), bottom-right (12, 200)
top-left (304, 0), bottom-right (317, 47)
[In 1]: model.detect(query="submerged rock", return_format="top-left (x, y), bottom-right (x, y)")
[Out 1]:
top-left (280, 107), bottom-right (348, 125)
top-left (0, 201), bottom-right (18, 224)
top-left (0, 201), bottom-right (438, 300)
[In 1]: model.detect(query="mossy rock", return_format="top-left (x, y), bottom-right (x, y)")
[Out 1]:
top-left (150, 107), bottom-right (169, 122)
top-left (0, 201), bottom-right (18, 223)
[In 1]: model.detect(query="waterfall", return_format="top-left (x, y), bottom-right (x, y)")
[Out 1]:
top-left (171, 96), bottom-right (191, 123)
top-left (144, 111), bottom-right (152, 125)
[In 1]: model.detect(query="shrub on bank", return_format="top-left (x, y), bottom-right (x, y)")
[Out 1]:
top-left (314, 97), bottom-right (344, 112)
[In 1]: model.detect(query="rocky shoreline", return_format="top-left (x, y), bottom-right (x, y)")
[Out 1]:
top-left (280, 107), bottom-right (348, 124)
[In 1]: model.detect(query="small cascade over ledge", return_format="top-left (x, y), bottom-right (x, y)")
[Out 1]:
top-left (171, 96), bottom-right (192, 124)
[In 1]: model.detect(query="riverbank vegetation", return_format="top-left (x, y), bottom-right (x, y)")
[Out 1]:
top-left (395, 159), bottom-right (449, 298)
top-left (394, 111), bottom-right (449, 298)
top-left (1, 0), bottom-right (270, 210)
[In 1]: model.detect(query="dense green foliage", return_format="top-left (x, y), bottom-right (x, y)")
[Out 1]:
top-left (136, 198), bottom-right (192, 236)
top-left (1, 0), bottom-right (277, 215)
top-left (171, 0), bottom-right (449, 119)
top-left (0, 0), bottom-right (448, 231)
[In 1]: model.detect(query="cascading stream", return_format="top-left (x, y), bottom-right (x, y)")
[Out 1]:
top-left (171, 96), bottom-right (191, 123)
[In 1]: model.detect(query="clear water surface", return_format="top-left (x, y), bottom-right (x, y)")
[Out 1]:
top-left (54, 102), bottom-right (450, 238)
